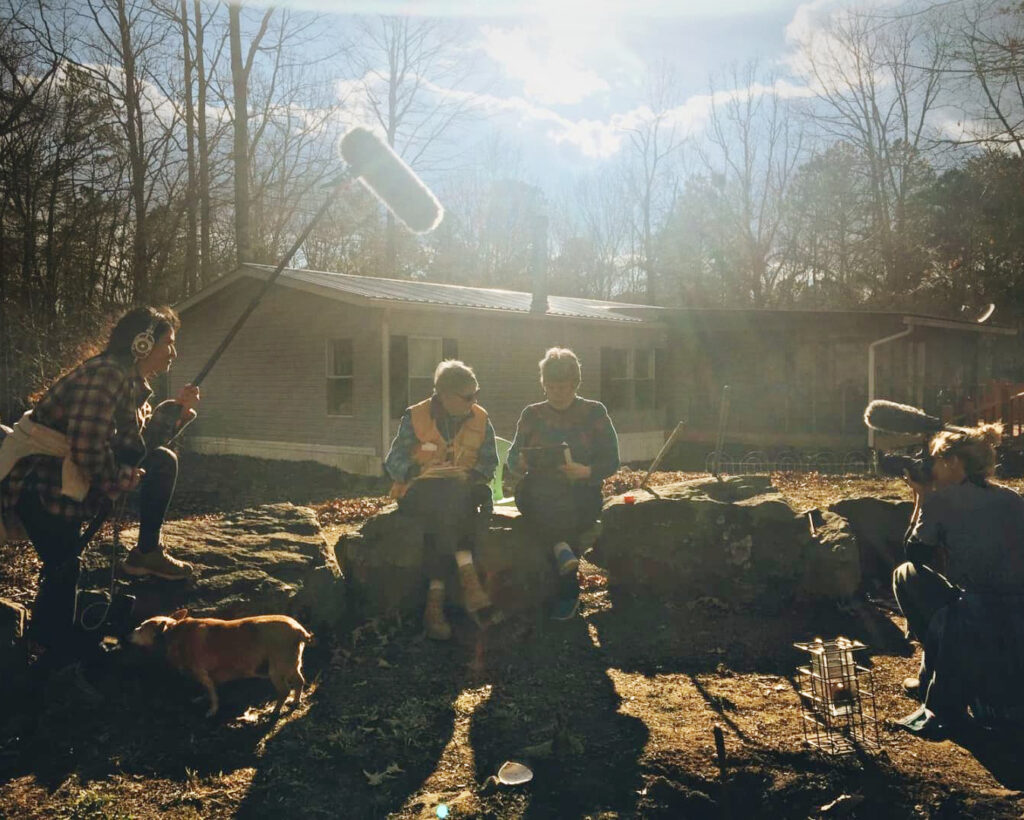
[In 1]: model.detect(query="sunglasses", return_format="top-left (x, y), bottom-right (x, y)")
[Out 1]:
top-left (457, 390), bottom-right (480, 402)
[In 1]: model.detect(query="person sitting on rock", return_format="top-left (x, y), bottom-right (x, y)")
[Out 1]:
top-left (893, 420), bottom-right (1024, 737)
top-left (385, 359), bottom-right (500, 640)
top-left (0, 306), bottom-right (200, 672)
top-left (508, 347), bottom-right (619, 620)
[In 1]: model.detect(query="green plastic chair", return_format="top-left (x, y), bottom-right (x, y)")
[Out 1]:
top-left (491, 436), bottom-right (512, 502)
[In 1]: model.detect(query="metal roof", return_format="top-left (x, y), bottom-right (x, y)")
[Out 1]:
top-left (175, 264), bottom-right (656, 324)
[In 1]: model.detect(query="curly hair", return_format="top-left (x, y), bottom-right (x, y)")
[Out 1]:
top-left (433, 359), bottom-right (478, 396)
top-left (929, 421), bottom-right (1004, 480)
top-left (539, 347), bottom-right (581, 386)
top-left (105, 306), bottom-right (180, 363)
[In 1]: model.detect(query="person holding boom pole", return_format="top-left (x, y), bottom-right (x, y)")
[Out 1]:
top-left (0, 306), bottom-right (200, 674)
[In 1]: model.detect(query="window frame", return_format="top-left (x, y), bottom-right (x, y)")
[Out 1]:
top-left (325, 337), bottom-right (355, 418)
top-left (601, 346), bottom-right (665, 412)
top-left (389, 335), bottom-right (459, 419)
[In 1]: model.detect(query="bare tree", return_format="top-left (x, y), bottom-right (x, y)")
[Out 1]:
top-left (175, 0), bottom-right (198, 294)
top-left (696, 61), bottom-right (804, 305)
top-left (620, 64), bottom-right (686, 304)
top-left (951, 0), bottom-right (1024, 156)
top-left (791, 2), bottom-right (951, 300)
top-left (228, 2), bottom-right (269, 266)
top-left (345, 15), bottom-right (480, 276)
top-left (79, 0), bottom-right (182, 301)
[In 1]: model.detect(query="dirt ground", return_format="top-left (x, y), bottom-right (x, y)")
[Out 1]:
top-left (1, 460), bottom-right (1022, 819)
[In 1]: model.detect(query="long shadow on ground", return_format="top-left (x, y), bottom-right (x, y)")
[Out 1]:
top-left (583, 585), bottom-right (1024, 819)
top-left (0, 645), bottom-right (316, 800)
top-left (236, 618), bottom-right (463, 819)
top-left (469, 611), bottom-right (649, 820)
top-left (238, 607), bottom-right (649, 819)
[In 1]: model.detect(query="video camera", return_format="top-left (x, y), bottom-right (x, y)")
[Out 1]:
top-left (875, 448), bottom-right (934, 484)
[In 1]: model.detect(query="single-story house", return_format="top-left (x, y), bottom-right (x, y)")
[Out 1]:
top-left (170, 264), bottom-right (671, 475)
top-left (171, 265), bottom-right (1021, 474)
top-left (633, 307), bottom-right (1021, 453)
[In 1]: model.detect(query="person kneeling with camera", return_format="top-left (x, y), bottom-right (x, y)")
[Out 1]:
top-left (892, 421), bottom-right (1024, 737)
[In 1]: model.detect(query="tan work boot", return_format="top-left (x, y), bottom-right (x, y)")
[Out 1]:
top-left (121, 548), bottom-right (194, 581)
top-left (457, 563), bottom-right (493, 615)
top-left (423, 586), bottom-right (452, 641)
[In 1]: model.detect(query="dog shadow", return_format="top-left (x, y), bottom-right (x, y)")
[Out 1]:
top-left (0, 644), bottom-right (308, 794)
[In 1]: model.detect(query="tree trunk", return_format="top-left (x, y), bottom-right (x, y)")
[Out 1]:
top-left (180, 0), bottom-right (198, 295)
top-left (194, 0), bottom-right (212, 284)
top-left (117, 0), bottom-right (149, 301)
top-left (229, 3), bottom-right (251, 266)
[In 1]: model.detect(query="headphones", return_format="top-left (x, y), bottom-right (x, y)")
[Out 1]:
top-left (131, 319), bottom-right (158, 361)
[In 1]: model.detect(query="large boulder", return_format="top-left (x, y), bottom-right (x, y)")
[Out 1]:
top-left (591, 476), bottom-right (860, 606)
top-left (336, 505), bottom-right (558, 618)
top-left (78, 503), bottom-right (345, 631)
top-left (829, 496), bottom-right (912, 585)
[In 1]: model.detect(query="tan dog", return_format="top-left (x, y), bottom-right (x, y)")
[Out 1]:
top-left (130, 609), bottom-right (313, 718)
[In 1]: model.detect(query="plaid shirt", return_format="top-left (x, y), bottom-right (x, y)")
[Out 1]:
top-left (508, 397), bottom-right (619, 485)
top-left (1, 354), bottom-right (151, 522)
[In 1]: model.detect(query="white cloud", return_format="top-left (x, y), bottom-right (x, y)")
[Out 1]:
top-left (478, 24), bottom-right (610, 106)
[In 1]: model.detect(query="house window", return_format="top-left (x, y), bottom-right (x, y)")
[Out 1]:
top-left (601, 347), bottom-right (665, 412)
top-left (390, 335), bottom-right (459, 418)
top-left (326, 338), bottom-right (354, 416)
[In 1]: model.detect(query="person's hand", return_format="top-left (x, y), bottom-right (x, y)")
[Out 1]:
top-left (176, 383), bottom-right (201, 413)
top-left (902, 473), bottom-right (932, 501)
top-left (119, 467), bottom-right (146, 492)
top-left (560, 461), bottom-right (592, 481)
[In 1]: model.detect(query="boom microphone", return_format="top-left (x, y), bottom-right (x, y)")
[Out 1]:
top-left (863, 400), bottom-right (948, 436)
top-left (340, 127), bottom-right (444, 234)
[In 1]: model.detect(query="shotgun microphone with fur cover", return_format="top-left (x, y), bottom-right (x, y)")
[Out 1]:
top-left (863, 400), bottom-right (947, 436)
top-left (863, 399), bottom-right (965, 483)
top-left (340, 127), bottom-right (443, 234)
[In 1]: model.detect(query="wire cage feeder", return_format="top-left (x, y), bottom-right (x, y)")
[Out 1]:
top-left (794, 637), bottom-right (881, 755)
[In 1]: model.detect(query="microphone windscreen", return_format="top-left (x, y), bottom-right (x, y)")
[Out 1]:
top-left (340, 127), bottom-right (443, 234)
top-left (863, 400), bottom-right (944, 435)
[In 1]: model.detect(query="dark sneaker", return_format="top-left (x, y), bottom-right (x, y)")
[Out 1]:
top-left (550, 594), bottom-right (580, 621)
top-left (121, 548), bottom-right (194, 581)
top-left (553, 542), bottom-right (579, 576)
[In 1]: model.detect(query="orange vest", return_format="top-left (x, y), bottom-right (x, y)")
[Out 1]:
top-left (390, 398), bottom-right (489, 498)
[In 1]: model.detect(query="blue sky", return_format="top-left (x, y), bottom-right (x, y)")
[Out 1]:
top-left (261, 0), bottom-right (847, 179)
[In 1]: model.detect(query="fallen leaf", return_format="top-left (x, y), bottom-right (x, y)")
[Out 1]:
top-left (364, 762), bottom-right (404, 786)
top-left (820, 793), bottom-right (866, 815)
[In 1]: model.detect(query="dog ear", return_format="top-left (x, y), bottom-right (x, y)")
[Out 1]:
top-left (170, 608), bottom-right (188, 621)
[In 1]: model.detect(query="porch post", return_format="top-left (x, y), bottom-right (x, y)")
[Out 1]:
top-left (381, 309), bottom-right (391, 470)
